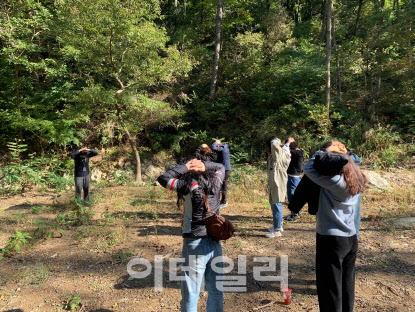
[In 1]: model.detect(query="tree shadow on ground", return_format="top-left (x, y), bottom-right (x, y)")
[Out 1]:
top-left (6, 203), bottom-right (49, 211)
top-left (134, 224), bottom-right (182, 237)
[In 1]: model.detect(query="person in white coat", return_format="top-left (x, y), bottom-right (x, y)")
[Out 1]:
top-left (265, 136), bottom-right (291, 238)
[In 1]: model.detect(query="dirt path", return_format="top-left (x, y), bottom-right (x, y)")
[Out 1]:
top-left (0, 173), bottom-right (414, 312)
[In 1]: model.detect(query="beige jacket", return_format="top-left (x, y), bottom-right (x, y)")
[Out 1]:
top-left (267, 141), bottom-right (291, 204)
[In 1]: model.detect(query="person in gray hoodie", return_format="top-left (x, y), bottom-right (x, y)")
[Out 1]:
top-left (303, 141), bottom-right (368, 312)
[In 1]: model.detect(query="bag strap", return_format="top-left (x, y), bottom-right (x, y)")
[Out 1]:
top-left (201, 190), bottom-right (216, 218)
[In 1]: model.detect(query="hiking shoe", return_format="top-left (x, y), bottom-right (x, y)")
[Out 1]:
top-left (220, 202), bottom-right (228, 208)
top-left (265, 229), bottom-right (282, 238)
top-left (268, 225), bottom-right (284, 232)
top-left (285, 214), bottom-right (299, 222)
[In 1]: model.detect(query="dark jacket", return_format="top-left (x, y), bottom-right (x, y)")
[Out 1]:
top-left (71, 149), bottom-right (98, 177)
top-left (157, 161), bottom-right (225, 237)
top-left (193, 146), bottom-right (218, 162)
top-left (288, 151), bottom-right (349, 215)
top-left (211, 142), bottom-right (231, 171)
top-left (289, 175), bottom-right (320, 215)
top-left (287, 149), bottom-right (304, 176)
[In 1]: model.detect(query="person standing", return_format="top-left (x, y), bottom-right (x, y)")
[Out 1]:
top-left (194, 143), bottom-right (218, 162)
top-left (303, 142), bottom-right (368, 312)
top-left (71, 147), bottom-right (98, 201)
top-left (211, 139), bottom-right (231, 208)
top-left (265, 137), bottom-right (291, 238)
top-left (285, 137), bottom-right (304, 222)
top-left (158, 158), bottom-right (225, 312)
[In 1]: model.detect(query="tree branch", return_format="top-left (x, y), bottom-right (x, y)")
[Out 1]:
top-left (109, 30), bottom-right (124, 90)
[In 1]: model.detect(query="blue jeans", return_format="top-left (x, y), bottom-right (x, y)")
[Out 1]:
top-left (181, 237), bottom-right (224, 312)
top-left (287, 176), bottom-right (301, 215)
top-left (270, 203), bottom-right (283, 230)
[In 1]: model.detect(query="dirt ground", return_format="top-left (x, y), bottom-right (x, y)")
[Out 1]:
top-left (0, 169), bottom-right (414, 312)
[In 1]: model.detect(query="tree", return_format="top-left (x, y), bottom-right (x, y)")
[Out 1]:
top-left (209, 0), bottom-right (223, 101)
top-left (325, 0), bottom-right (333, 117)
top-left (0, 0), bottom-right (83, 150)
top-left (332, 14), bottom-right (341, 101)
top-left (57, 0), bottom-right (192, 182)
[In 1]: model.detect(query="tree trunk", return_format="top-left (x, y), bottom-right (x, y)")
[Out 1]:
top-left (325, 0), bottom-right (333, 118)
top-left (294, 0), bottom-right (300, 24)
top-left (200, 0), bottom-right (205, 24)
top-left (209, 0), bottom-right (223, 101)
top-left (332, 14), bottom-right (342, 101)
top-left (320, 0), bottom-right (327, 43)
top-left (354, 0), bottom-right (363, 36)
top-left (374, 0), bottom-right (384, 101)
top-left (14, 64), bottom-right (23, 140)
top-left (125, 127), bottom-right (142, 184)
top-left (116, 106), bottom-right (142, 183)
top-left (308, 0), bottom-right (313, 19)
top-left (175, 0), bottom-right (178, 7)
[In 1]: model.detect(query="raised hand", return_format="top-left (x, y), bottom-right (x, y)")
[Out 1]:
top-left (185, 159), bottom-right (206, 172)
top-left (327, 142), bottom-right (347, 154)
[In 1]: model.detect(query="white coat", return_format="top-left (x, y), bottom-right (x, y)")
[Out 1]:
top-left (267, 140), bottom-right (291, 204)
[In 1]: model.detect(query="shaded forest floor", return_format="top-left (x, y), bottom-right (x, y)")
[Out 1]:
top-left (0, 169), bottom-right (414, 312)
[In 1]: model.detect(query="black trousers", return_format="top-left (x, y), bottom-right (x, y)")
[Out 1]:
top-left (75, 176), bottom-right (90, 201)
top-left (316, 233), bottom-right (358, 312)
top-left (221, 170), bottom-right (230, 203)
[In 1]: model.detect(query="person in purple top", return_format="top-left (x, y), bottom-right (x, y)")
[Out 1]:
top-left (211, 139), bottom-right (231, 208)
top-left (71, 147), bottom-right (98, 201)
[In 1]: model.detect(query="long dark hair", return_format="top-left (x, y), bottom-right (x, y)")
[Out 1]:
top-left (321, 141), bottom-right (368, 195)
top-left (176, 170), bottom-right (220, 210)
top-left (343, 156), bottom-right (369, 195)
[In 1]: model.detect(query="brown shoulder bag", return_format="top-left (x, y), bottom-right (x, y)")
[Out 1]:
top-left (202, 191), bottom-right (235, 241)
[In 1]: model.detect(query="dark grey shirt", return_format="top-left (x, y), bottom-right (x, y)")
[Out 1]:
top-left (71, 149), bottom-right (98, 177)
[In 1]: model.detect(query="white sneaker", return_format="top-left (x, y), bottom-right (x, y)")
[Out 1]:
top-left (265, 229), bottom-right (282, 238)
top-left (268, 226), bottom-right (284, 232)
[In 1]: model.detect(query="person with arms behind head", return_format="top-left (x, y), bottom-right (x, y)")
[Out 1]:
top-left (265, 136), bottom-right (291, 238)
top-left (284, 137), bottom-right (304, 222)
top-left (71, 146), bottom-right (98, 201)
top-left (303, 141), bottom-right (368, 312)
top-left (158, 158), bottom-right (225, 312)
top-left (211, 139), bottom-right (231, 208)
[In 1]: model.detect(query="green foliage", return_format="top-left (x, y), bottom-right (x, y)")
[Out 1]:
top-left (0, 0), bottom-right (414, 168)
top-left (31, 206), bottom-right (42, 214)
top-left (6, 231), bottom-right (32, 253)
top-left (0, 0), bottom-right (85, 148)
top-left (60, 294), bottom-right (82, 311)
top-left (110, 170), bottom-right (129, 185)
top-left (0, 141), bottom-right (71, 195)
top-left (33, 219), bottom-right (66, 239)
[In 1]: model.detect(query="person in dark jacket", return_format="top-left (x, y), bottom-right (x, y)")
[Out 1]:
top-left (285, 137), bottom-right (304, 222)
top-left (193, 143), bottom-right (218, 162)
top-left (211, 139), bottom-right (231, 208)
top-left (71, 147), bottom-right (98, 201)
top-left (158, 158), bottom-right (225, 312)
